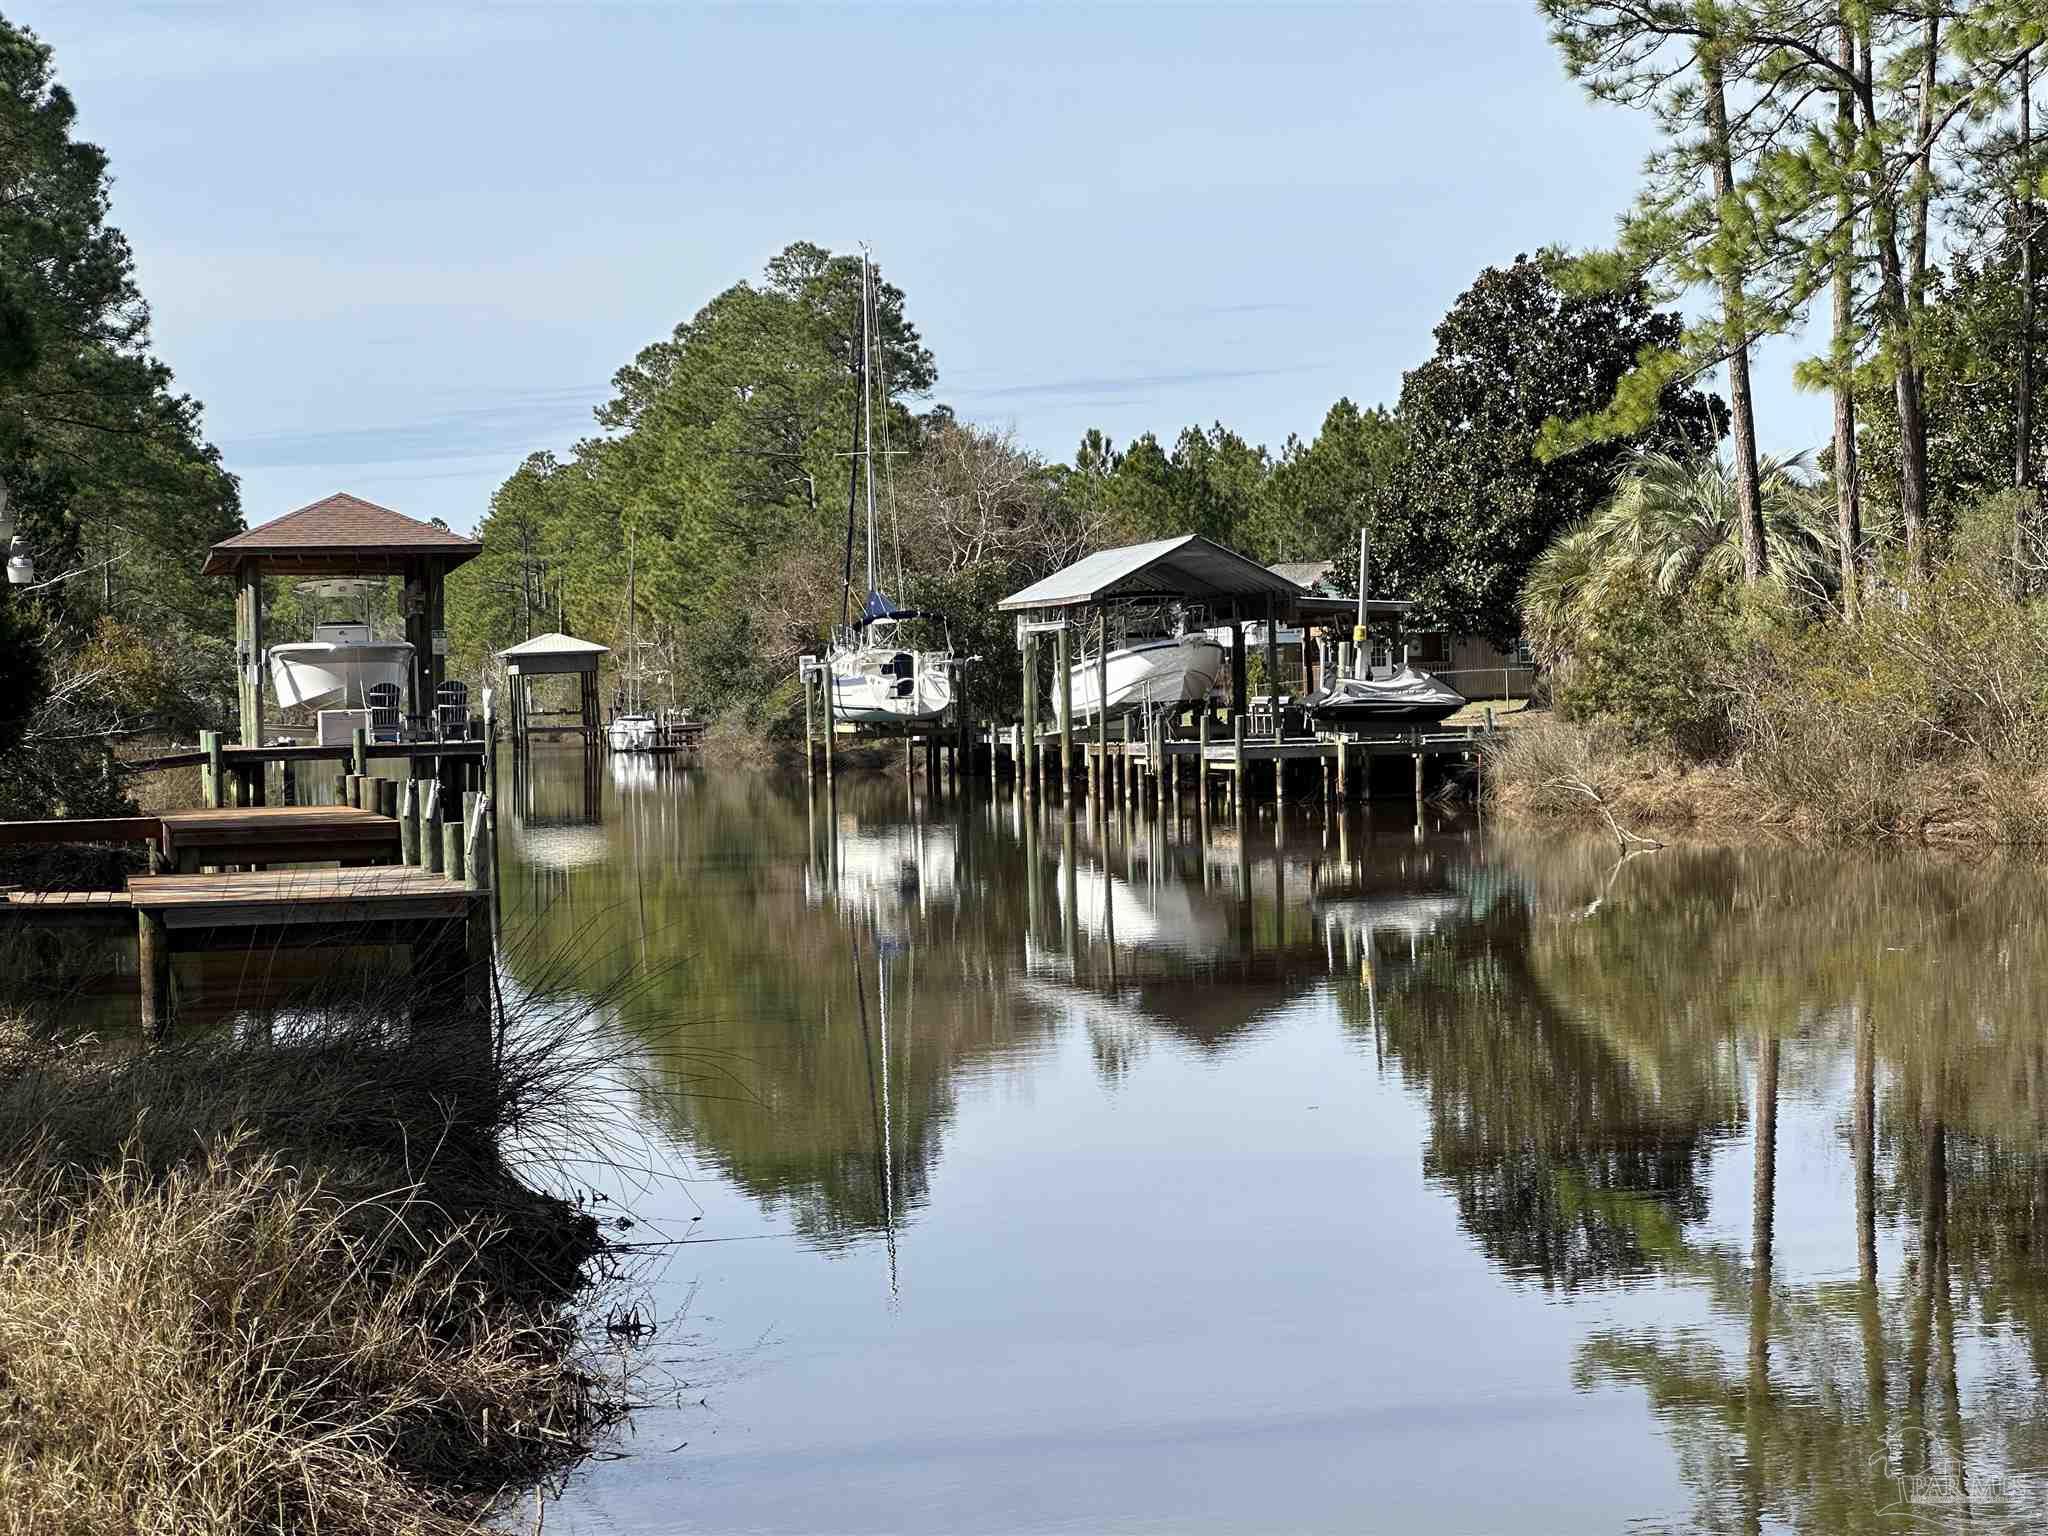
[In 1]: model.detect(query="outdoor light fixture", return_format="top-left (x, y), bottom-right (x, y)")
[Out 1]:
top-left (0, 484), bottom-right (24, 588)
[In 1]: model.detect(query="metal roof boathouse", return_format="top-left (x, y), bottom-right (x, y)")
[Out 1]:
top-left (208, 492), bottom-right (481, 749)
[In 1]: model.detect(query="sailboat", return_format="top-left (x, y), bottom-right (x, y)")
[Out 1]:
top-left (607, 533), bottom-right (659, 751)
top-left (825, 249), bottom-right (953, 727)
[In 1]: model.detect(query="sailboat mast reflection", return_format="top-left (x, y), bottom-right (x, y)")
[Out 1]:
top-left (850, 926), bottom-right (901, 1306)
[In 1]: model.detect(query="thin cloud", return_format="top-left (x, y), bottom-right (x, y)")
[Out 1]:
top-left (957, 363), bottom-right (1323, 407)
top-left (221, 386), bottom-right (606, 470)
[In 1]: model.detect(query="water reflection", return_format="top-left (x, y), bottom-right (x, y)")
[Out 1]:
top-left (501, 751), bottom-right (2048, 1534)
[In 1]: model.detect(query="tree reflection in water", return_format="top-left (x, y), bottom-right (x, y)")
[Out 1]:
top-left (495, 753), bottom-right (2048, 1530)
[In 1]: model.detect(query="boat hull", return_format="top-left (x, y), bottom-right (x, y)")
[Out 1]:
top-left (1070, 636), bottom-right (1224, 719)
top-left (269, 642), bottom-right (414, 711)
top-left (829, 647), bottom-right (953, 726)
top-left (1307, 668), bottom-right (1466, 727)
top-left (607, 714), bottom-right (658, 752)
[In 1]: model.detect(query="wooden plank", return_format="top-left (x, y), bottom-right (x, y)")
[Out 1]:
top-left (129, 868), bottom-right (467, 911)
top-left (0, 817), bottom-right (162, 847)
top-left (121, 741), bottom-right (488, 774)
top-left (158, 896), bottom-right (469, 930)
top-left (1, 889), bottom-right (134, 907)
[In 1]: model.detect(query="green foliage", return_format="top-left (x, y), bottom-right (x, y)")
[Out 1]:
top-left (1553, 567), bottom-right (1741, 757)
top-left (448, 243), bottom-right (938, 721)
top-left (1857, 225), bottom-right (2044, 529)
top-left (1262, 399), bottom-right (1404, 564)
top-left (0, 21), bottom-right (239, 638)
top-left (1085, 424), bottom-right (1276, 551)
top-left (0, 18), bottom-right (239, 814)
top-left (1368, 256), bottom-right (1723, 649)
top-left (1524, 448), bottom-right (1850, 665)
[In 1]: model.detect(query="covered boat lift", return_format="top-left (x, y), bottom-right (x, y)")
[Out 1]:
top-left (496, 631), bottom-right (610, 749)
top-left (995, 536), bottom-right (1431, 813)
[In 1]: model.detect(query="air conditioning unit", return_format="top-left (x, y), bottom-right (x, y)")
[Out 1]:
top-left (317, 708), bottom-right (373, 746)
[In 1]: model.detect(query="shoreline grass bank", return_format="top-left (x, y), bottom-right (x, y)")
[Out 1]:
top-left (0, 1013), bottom-right (638, 1535)
top-left (1483, 713), bottom-right (2048, 845)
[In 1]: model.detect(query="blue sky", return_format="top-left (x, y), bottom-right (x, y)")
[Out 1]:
top-left (51, 1), bottom-right (1833, 535)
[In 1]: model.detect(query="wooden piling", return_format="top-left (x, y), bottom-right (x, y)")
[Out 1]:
top-left (1197, 710), bottom-right (1210, 809)
top-left (956, 681), bottom-right (972, 798)
top-left (1020, 631), bottom-right (1037, 799)
top-left (1232, 715), bottom-right (1246, 810)
top-left (443, 799), bottom-right (466, 883)
top-left (137, 909), bottom-right (171, 1042)
top-left (202, 731), bottom-right (224, 809)
top-left (400, 780), bottom-right (421, 864)
top-left (464, 793), bottom-right (494, 893)
top-left (351, 726), bottom-right (369, 779)
top-left (1336, 737), bottom-right (1348, 802)
top-left (1413, 752), bottom-right (1424, 809)
top-left (821, 671), bottom-right (836, 795)
top-left (1153, 714), bottom-right (1166, 813)
top-left (802, 665), bottom-right (816, 784)
top-left (1095, 613), bottom-right (1109, 823)
top-left (1056, 624), bottom-right (1073, 799)
top-left (424, 783), bottom-right (445, 874)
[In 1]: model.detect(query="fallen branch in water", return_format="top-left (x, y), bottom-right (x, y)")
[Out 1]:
top-left (1546, 774), bottom-right (1664, 854)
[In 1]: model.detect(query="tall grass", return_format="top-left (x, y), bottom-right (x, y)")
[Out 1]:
top-left (0, 924), bottom-right (680, 1534)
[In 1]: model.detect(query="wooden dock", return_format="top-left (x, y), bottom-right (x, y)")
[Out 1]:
top-left (0, 795), bottom-right (497, 1039)
top-left (967, 717), bottom-right (1491, 813)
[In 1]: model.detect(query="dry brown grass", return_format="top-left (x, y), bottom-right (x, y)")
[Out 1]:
top-left (1484, 711), bottom-right (2048, 844)
top-left (0, 1140), bottom-right (606, 1536)
top-left (0, 1006), bottom-right (641, 1536)
top-left (1483, 714), bottom-right (1757, 829)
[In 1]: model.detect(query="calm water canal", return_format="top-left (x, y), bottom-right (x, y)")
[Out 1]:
top-left (500, 749), bottom-right (2048, 1535)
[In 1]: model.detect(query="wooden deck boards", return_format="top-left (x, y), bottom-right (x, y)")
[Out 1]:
top-left (0, 816), bottom-right (162, 847)
top-left (159, 805), bottom-right (400, 869)
top-left (130, 867), bottom-right (471, 928)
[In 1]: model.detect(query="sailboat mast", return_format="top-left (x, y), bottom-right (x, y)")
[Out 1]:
top-left (626, 531), bottom-right (637, 714)
top-left (860, 249), bottom-right (880, 601)
top-left (840, 261), bottom-right (863, 633)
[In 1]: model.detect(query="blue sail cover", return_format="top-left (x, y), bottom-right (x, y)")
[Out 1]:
top-left (862, 589), bottom-right (917, 622)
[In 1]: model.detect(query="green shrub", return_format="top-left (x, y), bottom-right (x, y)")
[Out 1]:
top-left (1553, 568), bottom-right (1743, 757)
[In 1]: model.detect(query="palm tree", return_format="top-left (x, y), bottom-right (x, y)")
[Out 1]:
top-left (1522, 449), bottom-right (1850, 665)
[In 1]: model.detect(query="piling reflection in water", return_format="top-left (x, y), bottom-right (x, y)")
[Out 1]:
top-left (500, 749), bottom-right (2048, 1534)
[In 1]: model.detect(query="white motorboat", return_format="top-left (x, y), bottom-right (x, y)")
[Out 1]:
top-left (606, 712), bottom-right (658, 752)
top-left (1070, 632), bottom-right (1224, 720)
top-left (268, 622), bottom-right (414, 711)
